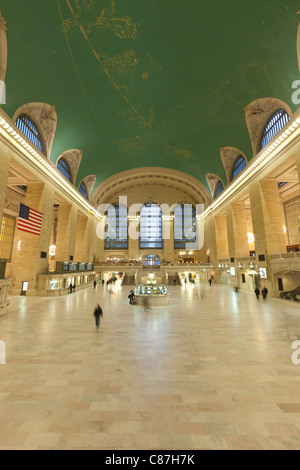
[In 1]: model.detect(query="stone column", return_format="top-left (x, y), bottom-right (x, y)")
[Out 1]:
top-left (0, 11), bottom-right (7, 104)
top-left (87, 216), bottom-right (98, 262)
top-left (14, 182), bottom-right (55, 295)
top-left (226, 202), bottom-right (249, 260)
top-left (0, 152), bottom-right (10, 224)
top-left (128, 215), bottom-right (140, 260)
top-left (55, 204), bottom-right (77, 262)
top-left (214, 214), bottom-right (229, 260)
top-left (249, 179), bottom-right (287, 257)
top-left (295, 149), bottom-right (300, 184)
top-left (74, 212), bottom-right (88, 262)
top-left (204, 213), bottom-right (217, 265)
top-left (95, 217), bottom-right (105, 262)
top-left (162, 215), bottom-right (174, 263)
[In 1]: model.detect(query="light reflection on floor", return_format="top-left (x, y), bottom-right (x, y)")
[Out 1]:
top-left (0, 282), bottom-right (300, 450)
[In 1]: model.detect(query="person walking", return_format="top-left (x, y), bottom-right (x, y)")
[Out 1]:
top-left (94, 280), bottom-right (97, 289)
top-left (209, 279), bottom-right (212, 286)
top-left (255, 287), bottom-right (260, 300)
top-left (262, 286), bottom-right (268, 300)
top-left (93, 304), bottom-right (103, 329)
top-left (69, 283), bottom-right (73, 294)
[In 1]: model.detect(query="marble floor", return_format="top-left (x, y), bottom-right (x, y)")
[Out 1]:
top-left (0, 282), bottom-right (300, 450)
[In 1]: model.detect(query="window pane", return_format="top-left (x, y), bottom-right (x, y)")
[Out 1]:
top-left (232, 157), bottom-right (247, 180)
top-left (215, 181), bottom-right (224, 197)
top-left (79, 183), bottom-right (87, 199)
top-left (105, 204), bottom-right (128, 249)
top-left (261, 109), bottom-right (290, 150)
top-left (174, 204), bottom-right (196, 249)
top-left (140, 203), bottom-right (163, 249)
top-left (57, 159), bottom-right (71, 181)
top-left (15, 114), bottom-right (44, 154)
top-left (0, 214), bottom-right (16, 262)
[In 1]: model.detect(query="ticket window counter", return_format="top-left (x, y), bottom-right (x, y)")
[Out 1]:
top-left (37, 272), bottom-right (95, 296)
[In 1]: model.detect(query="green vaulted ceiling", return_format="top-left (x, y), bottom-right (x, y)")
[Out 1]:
top-left (2, 1), bottom-right (300, 191)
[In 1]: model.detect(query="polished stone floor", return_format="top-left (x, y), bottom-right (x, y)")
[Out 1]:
top-left (0, 282), bottom-right (300, 450)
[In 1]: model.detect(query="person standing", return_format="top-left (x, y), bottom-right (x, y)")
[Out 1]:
top-left (93, 304), bottom-right (103, 329)
top-left (209, 279), bottom-right (212, 286)
top-left (255, 287), bottom-right (260, 300)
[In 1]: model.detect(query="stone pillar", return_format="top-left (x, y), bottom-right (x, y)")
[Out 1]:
top-left (295, 150), bottom-right (300, 184)
top-left (55, 204), bottom-right (77, 262)
top-left (0, 153), bottom-right (10, 224)
top-left (226, 202), bottom-right (249, 260)
top-left (204, 213), bottom-right (217, 265)
top-left (74, 212), bottom-right (88, 262)
top-left (14, 182), bottom-right (55, 295)
top-left (96, 218), bottom-right (105, 262)
top-left (249, 179), bottom-right (287, 257)
top-left (214, 214), bottom-right (229, 260)
top-left (128, 215), bottom-right (140, 260)
top-left (162, 215), bottom-right (174, 263)
top-left (87, 217), bottom-right (98, 262)
top-left (0, 12), bottom-right (7, 104)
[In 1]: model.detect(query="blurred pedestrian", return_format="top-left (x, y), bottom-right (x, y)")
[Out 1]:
top-left (93, 304), bottom-right (103, 329)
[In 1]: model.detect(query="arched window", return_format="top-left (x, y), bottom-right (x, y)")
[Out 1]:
top-left (105, 203), bottom-right (128, 250)
top-left (140, 203), bottom-right (163, 249)
top-left (232, 156), bottom-right (247, 180)
top-left (57, 158), bottom-right (71, 181)
top-left (15, 114), bottom-right (45, 154)
top-left (215, 181), bottom-right (224, 198)
top-left (261, 109), bottom-right (290, 150)
top-left (79, 182), bottom-right (88, 199)
top-left (174, 203), bottom-right (196, 249)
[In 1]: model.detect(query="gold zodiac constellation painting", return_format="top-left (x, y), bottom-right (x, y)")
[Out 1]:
top-left (61, 0), bottom-right (137, 40)
top-left (142, 53), bottom-right (162, 81)
top-left (119, 102), bottom-right (155, 129)
top-left (100, 50), bottom-right (138, 98)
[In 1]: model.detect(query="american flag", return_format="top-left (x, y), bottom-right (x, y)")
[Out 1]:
top-left (17, 203), bottom-right (43, 235)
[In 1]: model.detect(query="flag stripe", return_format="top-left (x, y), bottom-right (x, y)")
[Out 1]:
top-left (19, 221), bottom-right (41, 232)
top-left (17, 203), bottom-right (43, 236)
top-left (17, 227), bottom-right (41, 235)
top-left (18, 218), bottom-right (42, 229)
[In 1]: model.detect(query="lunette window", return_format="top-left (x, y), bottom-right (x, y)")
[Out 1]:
top-left (15, 114), bottom-right (45, 154)
top-left (261, 109), bottom-right (290, 150)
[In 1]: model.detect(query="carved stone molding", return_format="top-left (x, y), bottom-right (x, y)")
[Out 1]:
top-left (79, 175), bottom-right (96, 201)
top-left (0, 11), bottom-right (7, 84)
top-left (298, 23), bottom-right (300, 73)
top-left (92, 167), bottom-right (212, 208)
top-left (206, 173), bottom-right (224, 199)
top-left (57, 149), bottom-right (83, 185)
top-left (244, 98), bottom-right (293, 156)
top-left (220, 147), bottom-right (247, 183)
top-left (13, 103), bottom-right (58, 159)
top-left (0, 12), bottom-right (7, 31)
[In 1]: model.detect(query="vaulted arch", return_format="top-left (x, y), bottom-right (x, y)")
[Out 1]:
top-left (244, 98), bottom-right (292, 156)
top-left (13, 103), bottom-right (57, 159)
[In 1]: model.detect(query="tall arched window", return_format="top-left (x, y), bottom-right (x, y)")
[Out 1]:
top-left (79, 182), bottom-right (88, 199)
top-left (105, 203), bottom-right (128, 250)
top-left (260, 109), bottom-right (290, 150)
top-left (215, 181), bottom-right (224, 198)
top-left (15, 114), bottom-right (45, 154)
top-left (57, 158), bottom-right (71, 181)
top-left (140, 203), bottom-right (163, 249)
top-left (232, 156), bottom-right (247, 180)
top-left (174, 203), bottom-right (196, 249)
